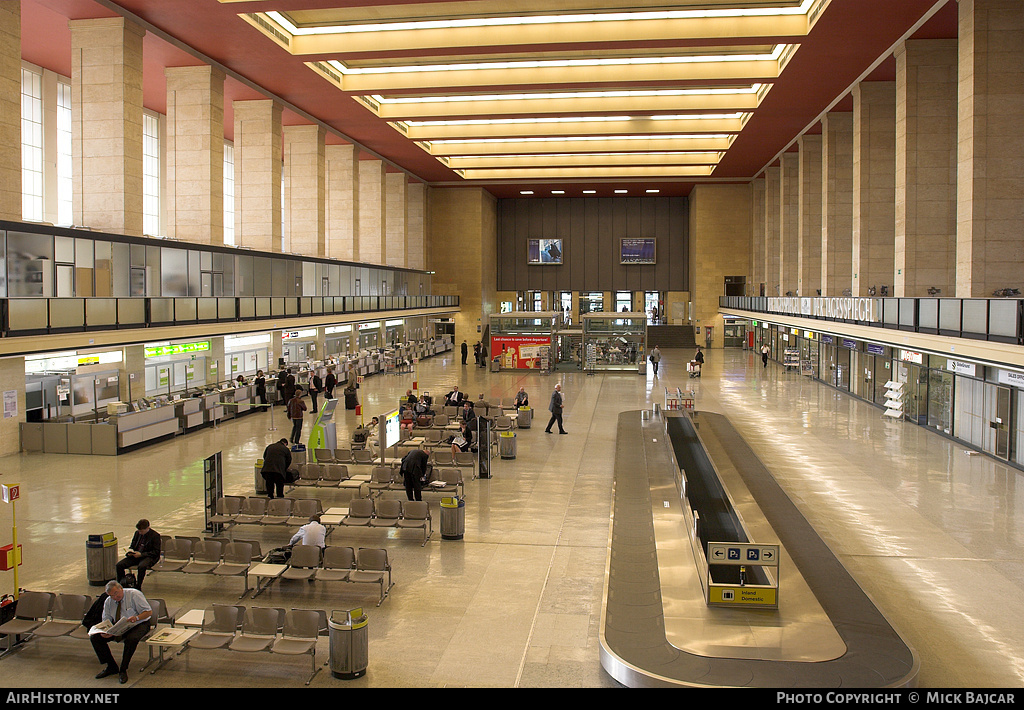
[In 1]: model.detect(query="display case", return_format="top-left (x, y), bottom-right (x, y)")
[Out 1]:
top-left (582, 312), bottom-right (647, 373)
top-left (488, 311), bottom-right (562, 371)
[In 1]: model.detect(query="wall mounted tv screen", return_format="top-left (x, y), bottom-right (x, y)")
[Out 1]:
top-left (527, 239), bottom-right (563, 265)
top-left (620, 238), bottom-right (656, 265)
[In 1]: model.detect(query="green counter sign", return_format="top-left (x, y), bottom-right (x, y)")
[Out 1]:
top-left (145, 341), bottom-right (210, 358)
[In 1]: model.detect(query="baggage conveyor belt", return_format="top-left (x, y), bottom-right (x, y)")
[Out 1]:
top-left (599, 410), bottom-right (919, 688)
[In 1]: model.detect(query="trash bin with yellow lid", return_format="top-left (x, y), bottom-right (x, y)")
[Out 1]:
top-left (440, 496), bottom-right (465, 540)
top-left (329, 608), bottom-right (368, 680)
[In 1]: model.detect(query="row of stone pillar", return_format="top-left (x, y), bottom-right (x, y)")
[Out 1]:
top-left (0, 6), bottom-right (424, 269)
top-left (753, 0), bottom-right (1021, 299)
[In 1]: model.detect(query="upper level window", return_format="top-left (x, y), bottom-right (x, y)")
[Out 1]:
top-left (223, 142), bottom-right (235, 246)
top-left (142, 112), bottom-right (161, 236)
top-left (21, 67), bottom-right (43, 222)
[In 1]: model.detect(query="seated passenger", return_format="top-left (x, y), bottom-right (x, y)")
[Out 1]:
top-left (445, 386), bottom-right (465, 407)
top-left (514, 387), bottom-right (529, 408)
top-left (400, 405), bottom-right (416, 431)
top-left (448, 422), bottom-right (474, 456)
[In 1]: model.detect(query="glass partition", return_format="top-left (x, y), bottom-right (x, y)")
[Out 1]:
top-left (582, 312), bottom-right (647, 372)
top-left (489, 311), bottom-right (560, 371)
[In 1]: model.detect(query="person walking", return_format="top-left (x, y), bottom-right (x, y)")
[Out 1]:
top-left (324, 366), bottom-right (336, 400)
top-left (761, 342), bottom-right (770, 369)
top-left (544, 383), bottom-right (567, 435)
top-left (288, 386), bottom-right (307, 445)
top-left (649, 346), bottom-right (662, 375)
top-left (461, 340), bottom-right (468, 365)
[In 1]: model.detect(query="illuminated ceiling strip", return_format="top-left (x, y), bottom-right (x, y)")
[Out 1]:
top-left (402, 113), bottom-right (744, 128)
top-left (369, 86), bottom-right (764, 105)
top-left (427, 133), bottom-right (737, 145)
top-left (325, 45), bottom-right (786, 75)
top-left (265, 2), bottom-right (814, 35)
top-left (441, 152), bottom-right (725, 168)
top-left (454, 165), bottom-right (718, 179)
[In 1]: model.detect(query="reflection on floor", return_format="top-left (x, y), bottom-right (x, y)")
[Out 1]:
top-left (0, 348), bottom-right (1022, 688)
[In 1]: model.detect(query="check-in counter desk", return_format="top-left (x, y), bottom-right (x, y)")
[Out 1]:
top-left (220, 385), bottom-right (253, 416)
top-left (109, 406), bottom-right (178, 449)
top-left (176, 398), bottom-right (204, 430)
top-left (199, 391), bottom-right (225, 423)
top-left (21, 420), bottom-right (119, 455)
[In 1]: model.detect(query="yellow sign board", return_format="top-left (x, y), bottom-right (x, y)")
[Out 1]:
top-left (709, 585), bottom-right (778, 607)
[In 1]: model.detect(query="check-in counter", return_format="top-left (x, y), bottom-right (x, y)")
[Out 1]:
top-left (21, 420), bottom-right (119, 455)
top-left (199, 392), bottom-right (224, 423)
top-left (176, 398), bottom-right (204, 429)
top-left (220, 385), bottom-right (252, 416)
top-left (109, 405), bottom-right (178, 448)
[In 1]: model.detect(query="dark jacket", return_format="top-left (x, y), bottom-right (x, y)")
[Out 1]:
top-left (311, 375), bottom-right (323, 393)
top-left (324, 372), bottom-right (337, 395)
top-left (254, 375), bottom-right (266, 396)
top-left (287, 395), bottom-right (307, 420)
top-left (261, 441), bottom-right (292, 478)
top-left (129, 528), bottom-right (162, 562)
top-left (400, 449), bottom-right (430, 487)
top-left (549, 389), bottom-right (563, 413)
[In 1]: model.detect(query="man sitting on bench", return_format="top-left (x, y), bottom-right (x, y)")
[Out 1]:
top-left (90, 580), bottom-right (152, 684)
top-left (115, 519), bottom-right (161, 590)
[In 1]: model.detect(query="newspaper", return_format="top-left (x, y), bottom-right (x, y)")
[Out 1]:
top-left (88, 616), bottom-right (134, 637)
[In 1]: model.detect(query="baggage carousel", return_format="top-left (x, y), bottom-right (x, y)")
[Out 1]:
top-left (599, 409), bottom-right (919, 688)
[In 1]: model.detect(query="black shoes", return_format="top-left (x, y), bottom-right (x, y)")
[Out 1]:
top-left (95, 666), bottom-right (118, 679)
top-left (119, 671), bottom-right (128, 684)
top-left (559, 431), bottom-right (568, 434)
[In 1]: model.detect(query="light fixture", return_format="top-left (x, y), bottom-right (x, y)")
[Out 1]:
top-left (520, 190), bottom-right (534, 195)
top-left (551, 190), bottom-right (565, 194)
top-left (646, 189), bottom-right (660, 194)
top-left (614, 189), bottom-right (628, 194)
top-left (583, 190), bottom-right (597, 194)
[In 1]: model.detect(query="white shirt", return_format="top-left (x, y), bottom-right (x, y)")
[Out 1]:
top-left (289, 521), bottom-right (327, 548)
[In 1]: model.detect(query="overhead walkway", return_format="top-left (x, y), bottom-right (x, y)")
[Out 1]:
top-left (600, 409), bottom-right (919, 688)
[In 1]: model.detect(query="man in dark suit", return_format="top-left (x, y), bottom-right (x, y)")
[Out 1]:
top-left (261, 438), bottom-right (292, 499)
top-left (545, 383), bottom-right (566, 434)
top-left (115, 519), bottom-right (161, 589)
top-left (461, 341), bottom-right (468, 365)
top-left (445, 386), bottom-right (465, 407)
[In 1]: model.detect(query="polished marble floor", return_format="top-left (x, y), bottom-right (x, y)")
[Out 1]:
top-left (1, 347), bottom-right (1022, 688)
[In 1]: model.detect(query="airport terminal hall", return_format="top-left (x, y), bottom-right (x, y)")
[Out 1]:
top-left (0, 0), bottom-right (1023, 691)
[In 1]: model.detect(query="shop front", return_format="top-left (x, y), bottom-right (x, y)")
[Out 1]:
top-left (582, 313), bottom-right (647, 373)
top-left (489, 312), bottom-right (560, 372)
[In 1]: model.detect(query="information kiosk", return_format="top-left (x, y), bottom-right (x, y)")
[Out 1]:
top-left (379, 409), bottom-right (402, 460)
top-left (307, 399), bottom-right (339, 460)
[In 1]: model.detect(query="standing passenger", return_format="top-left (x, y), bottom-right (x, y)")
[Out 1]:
top-left (288, 386), bottom-right (307, 445)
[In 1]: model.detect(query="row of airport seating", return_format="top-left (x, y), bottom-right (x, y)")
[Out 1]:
top-left (176, 604), bottom-right (326, 684)
top-left (211, 496), bottom-right (324, 531)
top-left (266, 544), bottom-right (394, 606)
top-left (340, 499), bottom-right (433, 546)
top-left (0, 590), bottom-right (175, 656)
top-left (365, 466), bottom-right (465, 499)
top-left (148, 538), bottom-right (258, 598)
top-left (0, 591), bottom-right (326, 685)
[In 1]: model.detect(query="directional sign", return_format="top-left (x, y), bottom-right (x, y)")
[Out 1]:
top-left (1, 484), bottom-right (19, 503)
top-left (707, 542), bottom-right (779, 567)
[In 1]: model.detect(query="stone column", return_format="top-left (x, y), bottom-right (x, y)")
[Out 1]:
top-left (780, 152), bottom-right (800, 295)
top-left (70, 17), bottom-right (146, 236)
top-left (0, 2), bottom-right (17, 221)
top-left (165, 65), bottom-right (225, 246)
top-left (428, 187), bottom-right (497, 343)
top-left (284, 124), bottom-right (326, 257)
top-left (326, 144), bottom-right (358, 261)
top-left (233, 99), bottom-right (282, 252)
top-left (358, 158), bottom-right (387, 265)
top-left (956, 0), bottom-right (1024, 297)
top-left (764, 166), bottom-right (781, 297)
top-left (407, 181), bottom-right (427, 271)
top-left (688, 184), bottom-right (752, 345)
top-left (385, 172), bottom-right (408, 268)
top-left (821, 111), bottom-right (854, 295)
top-left (852, 81), bottom-right (896, 297)
top-left (0, 356), bottom-right (24, 456)
top-left (750, 177), bottom-right (765, 295)
top-left (798, 134), bottom-right (823, 297)
top-left (120, 344), bottom-right (145, 403)
top-left (894, 39), bottom-right (957, 298)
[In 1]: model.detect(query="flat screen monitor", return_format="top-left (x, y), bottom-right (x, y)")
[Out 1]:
top-left (317, 398), bottom-right (338, 424)
top-left (620, 238), bottom-right (656, 264)
top-left (381, 409), bottom-right (401, 451)
top-left (527, 238), bottom-right (563, 265)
